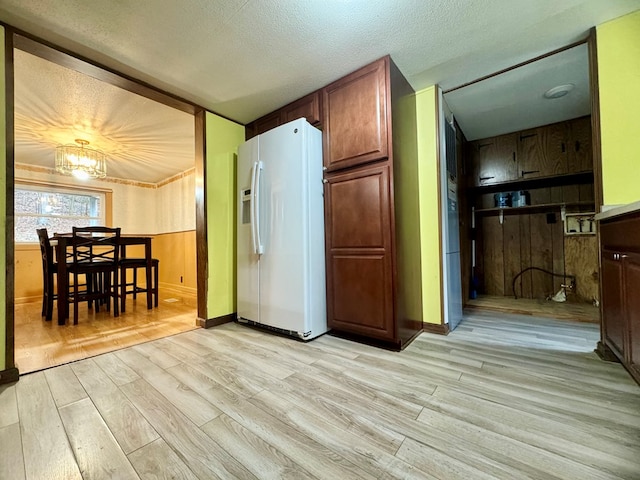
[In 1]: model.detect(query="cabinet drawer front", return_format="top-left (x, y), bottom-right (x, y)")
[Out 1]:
top-left (601, 214), bottom-right (640, 252)
top-left (323, 58), bottom-right (389, 171)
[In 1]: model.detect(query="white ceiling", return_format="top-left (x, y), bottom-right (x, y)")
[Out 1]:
top-left (445, 44), bottom-right (591, 141)
top-left (14, 50), bottom-right (195, 184)
top-left (2, 1), bottom-right (639, 181)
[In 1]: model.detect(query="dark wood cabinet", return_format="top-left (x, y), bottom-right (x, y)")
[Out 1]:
top-left (281, 91), bottom-right (321, 126)
top-left (468, 116), bottom-right (592, 186)
top-left (242, 56), bottom-right (422, 349)
top-left (470, 134), bottom-right (517, 186)
top-left (324, 163), bottom-right (395, 340)
top-left (599, 211), bottom-right (640, 385)
top-left (601, 249), bottom-right (626, 358)
top-left (245, 91), bottom-right (321, 140)
top-left (251, 111), bottom-right (281, 138)
top-left (322, 58), bottom-right (389, 172)
top-left (322, 56), bottom-right (422, 349)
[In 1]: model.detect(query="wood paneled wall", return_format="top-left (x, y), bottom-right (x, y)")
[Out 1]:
top-left (475, 184), bottom-right (597, 303)
top-left (14, 230), bottom-right (197, 305)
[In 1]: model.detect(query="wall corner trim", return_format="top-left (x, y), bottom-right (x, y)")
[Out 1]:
top-left (422, 322), bottom-right (450, 336)
top-left (197, 312), bottom-right (235, 329)
top-left (0, 367), bottom-right (19, 385)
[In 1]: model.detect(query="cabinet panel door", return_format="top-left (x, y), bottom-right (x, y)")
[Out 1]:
top-left (324, 163), bottom-right (394, 340)
top-left (323, 58), bottom-right (389, 171)
top-left (624, 253), bottom-right (640, 375)
top-left (254, 111), bottom-right (282, 136)
top-left (601, 250), bottom-right (626, 359)
top-left (518, 123), bottom-right (567, 179)
top-left (470, 133), bottom-right (517, 186)
top-left (567, 116), bottom-right (593, 173)
top-left (282, 91), bottom-right (321, 126)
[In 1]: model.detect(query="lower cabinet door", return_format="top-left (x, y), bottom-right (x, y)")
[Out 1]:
top-left (624, 253), bottom-right (640, 379)
top-left (324, 163), bottom-right (395, 340)
top-left (601, 250), bottom-right (625, 359)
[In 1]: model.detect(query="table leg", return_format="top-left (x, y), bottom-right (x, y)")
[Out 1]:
top-left (145, 239), bottom-right (152, 309)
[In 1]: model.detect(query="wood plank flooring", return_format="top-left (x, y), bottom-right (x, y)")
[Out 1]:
top-left (14, 294), bottom-right (198, 374)
top-left (2, 310), bottom-right (639, 479)
top-left (467, 294), bottom-right (600, 323)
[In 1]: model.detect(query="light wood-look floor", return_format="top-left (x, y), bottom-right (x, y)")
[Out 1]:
top-left (467, 294), bottom-right (600, 323)
top-left (14, 294), bottom-right (198, 374)
top-left (2, 311), bottom-right (639, 479)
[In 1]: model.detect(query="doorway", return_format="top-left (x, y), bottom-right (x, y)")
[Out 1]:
top-left (11, 34), bottom-right (200, 373)
top-left (442, 40), bottom-right (601, 325)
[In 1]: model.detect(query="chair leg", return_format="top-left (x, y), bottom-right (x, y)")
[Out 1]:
top-left (45, 271), bottom-right (55, 321)
top-left (154, 262), bottom-right (159, 307)
top-left (112, 270), bottom-right (119, 317)
top-left (120, 265), bottom-right (127, 313)
top-left (73, 273), bottom-right (79, 325)
top-left (132, 268), bottom-right (138, 299)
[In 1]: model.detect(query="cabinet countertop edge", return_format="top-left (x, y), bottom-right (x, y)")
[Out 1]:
top-left (595, 200), bottom-right (640, 222)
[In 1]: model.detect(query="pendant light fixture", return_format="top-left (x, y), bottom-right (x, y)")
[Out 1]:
top-left (55, 139), bottom-right (107, 179)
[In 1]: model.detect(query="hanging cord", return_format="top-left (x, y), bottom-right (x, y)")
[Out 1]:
top-left (512, 267), bottom-right (576, 299)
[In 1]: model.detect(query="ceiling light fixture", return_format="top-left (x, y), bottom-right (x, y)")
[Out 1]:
top-left (55, 139), bottom-right (107, 179)
top-left (543, 83), bottom-right (574, 99)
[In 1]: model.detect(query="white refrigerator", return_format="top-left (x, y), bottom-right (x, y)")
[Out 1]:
top-left (236, 118), bottom-right (327, 340)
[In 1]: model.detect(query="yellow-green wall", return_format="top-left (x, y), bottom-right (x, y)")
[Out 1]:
top-left (415, 86), bottom-right (443, 325)
top-left (0, 26), bottom-right (6, 371)
top-left (597, 9), bottom-right (640, 206)
top-left (205, 112), bottom-right (244, 319)
top-left (393, 84), bottom-right (423, 323)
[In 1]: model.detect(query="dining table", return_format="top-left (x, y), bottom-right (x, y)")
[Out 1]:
top-left (52, 233), bottom-right (154, 325)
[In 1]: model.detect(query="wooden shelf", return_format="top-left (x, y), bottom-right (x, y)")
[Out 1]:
top-left (469, 171), bottom-right (594, 194)
top-left (475, 201), bottom-right (595, 216)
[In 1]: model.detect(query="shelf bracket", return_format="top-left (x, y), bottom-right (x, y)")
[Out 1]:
top-left (499, 209), bottom-right (504, 225)
top-left (561, 205), bottom-right (566, 222)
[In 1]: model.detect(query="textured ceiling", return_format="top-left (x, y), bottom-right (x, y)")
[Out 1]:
top-left (2, 1), bottom-right (639, 182)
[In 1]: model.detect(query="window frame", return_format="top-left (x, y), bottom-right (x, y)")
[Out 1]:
top-left (15, 180), bottom-right (113, 244)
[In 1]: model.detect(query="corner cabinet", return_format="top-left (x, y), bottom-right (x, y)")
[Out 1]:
top-left (598, 210), bottom-right (640, 384)
top-left (322, 56), bottom-right (423, 349)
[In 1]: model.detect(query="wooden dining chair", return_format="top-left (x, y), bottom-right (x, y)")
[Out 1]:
top-left (69, 226), bottom-right (121, 325)
top-left (36, 228), bottom-right (57, 321)
top-left (119, 257), bottom-right (159, 312)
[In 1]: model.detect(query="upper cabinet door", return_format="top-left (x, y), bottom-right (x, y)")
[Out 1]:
top-left (254, 111), bottom-right (282, 136)
top-left (567, 116), bottom-right (593, 173)
top-left (282, 91), bottom-right (322, 127)
top-left (517, 123), bottom-right (568, 179)
top-left (322, 57), bottom-right (389, 171)
top-left (469, 133), bottom-right (518, 186)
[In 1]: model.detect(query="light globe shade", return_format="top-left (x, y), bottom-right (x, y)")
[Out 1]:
top-left (55, 139), bottom-right (107, 179)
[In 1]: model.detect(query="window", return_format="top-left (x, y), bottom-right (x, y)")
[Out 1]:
top-left (15, 183), bottom-right (106, 243)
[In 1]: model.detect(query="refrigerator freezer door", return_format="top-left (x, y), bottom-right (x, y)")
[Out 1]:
top-left (257, 119), bottom-right (307, 332)
top-left (237, 137), bottom-right (260, 323)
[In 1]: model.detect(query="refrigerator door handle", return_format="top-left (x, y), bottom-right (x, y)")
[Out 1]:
top-left (254, 161), bottom-right (264, 254)
top-left (250, 161), bottom-right (258, 254)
